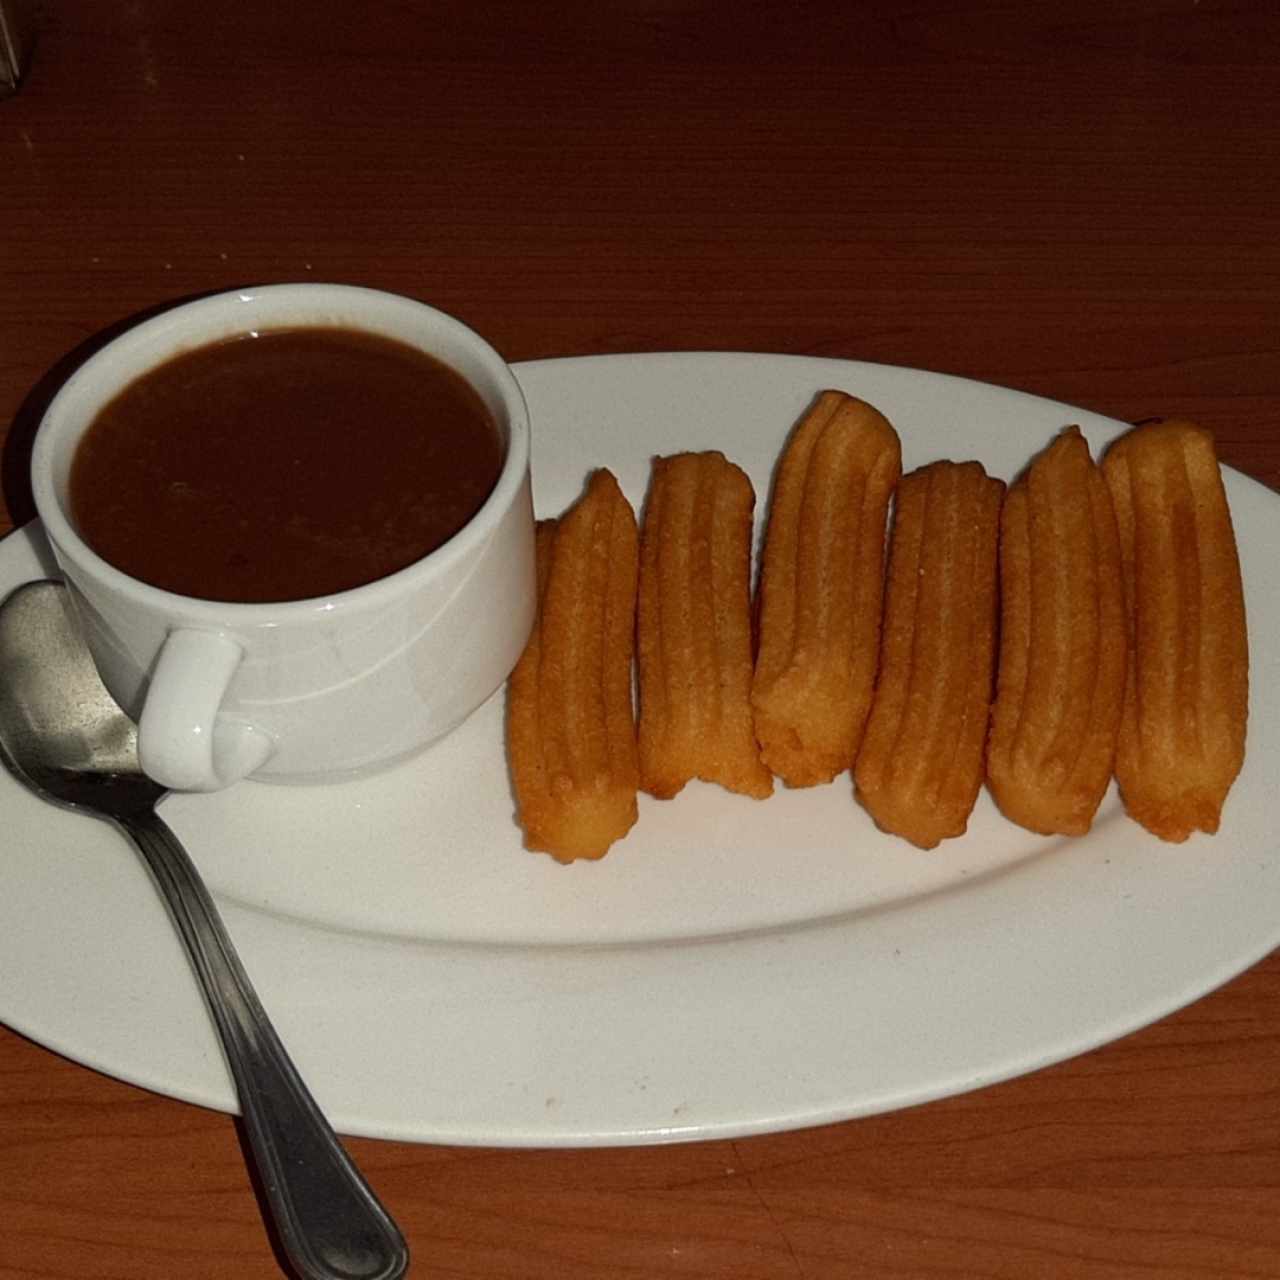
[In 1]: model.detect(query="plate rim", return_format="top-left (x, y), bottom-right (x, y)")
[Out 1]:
top-left (2, 349), bottom-right (1276, 1147)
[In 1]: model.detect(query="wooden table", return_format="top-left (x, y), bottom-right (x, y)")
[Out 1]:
top-left (3, 4), bottom-right (1278, 1277)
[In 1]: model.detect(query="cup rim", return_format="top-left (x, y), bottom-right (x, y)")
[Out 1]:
top-left (31, 283), bottom-right (531, 620)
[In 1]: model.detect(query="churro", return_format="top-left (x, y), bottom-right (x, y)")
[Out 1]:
top-left (1101, 420), bottom-right (1248, 841)
top-left (637, 451), bottom-right (772, 800)
top-left (507, 470), bottom-right (640, 862)
top-left (751, 391), bottom-right (902, 787)
top-left (854, 461), bottom-right (1004, 849)
top-left (987, 428), bottom-right (1127, 835)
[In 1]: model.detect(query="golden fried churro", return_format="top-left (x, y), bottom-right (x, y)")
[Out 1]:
top-left (637, 451), bottom-right (772, 800)
top-left (751, 392), bottom-right (901, 787)
top-left (1101, 420), bottom-right (1248, 842)
top-left (507, 470), bottom-right (640, 862)
top-left (854, 461), bottom-right (1004, 849)
top-left (987, 428), bottom-right (1127, 835)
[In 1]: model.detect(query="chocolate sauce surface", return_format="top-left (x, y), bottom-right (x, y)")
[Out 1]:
top-left (70, 327), bottom-right (502, 602)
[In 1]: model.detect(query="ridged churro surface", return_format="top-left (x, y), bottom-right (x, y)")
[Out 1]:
top-left (854, 461), bottom-right (1004, 849)
top-left (751, 391), bottom-right (901, 787)
top-left (507, 470), bottom-right (640, 862)
top-left (637, 452), bottom-right (773, 799)
top-left (987, 428), bottom-right (1127, 835)
top-left (1102, 420), bottom-right (1248, 842)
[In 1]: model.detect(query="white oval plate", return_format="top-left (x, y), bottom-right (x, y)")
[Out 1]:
top-left (1, 353), bottom-right (1276, 1146)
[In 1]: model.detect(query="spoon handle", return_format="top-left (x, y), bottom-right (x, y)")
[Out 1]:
top-left (119, 807), bottom-right (409, 1280)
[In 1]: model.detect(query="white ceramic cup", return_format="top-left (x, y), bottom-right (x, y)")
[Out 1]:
top-left (32, 284), bottom-right (536, 791)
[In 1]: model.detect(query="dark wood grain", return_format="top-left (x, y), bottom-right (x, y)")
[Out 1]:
top-left (2, 3), bottom-right (1278, 1277)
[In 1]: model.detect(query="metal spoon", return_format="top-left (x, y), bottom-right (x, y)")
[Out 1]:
top-left (0, 579), bottom-right (409, 1280)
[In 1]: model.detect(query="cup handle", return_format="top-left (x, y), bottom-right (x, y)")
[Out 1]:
top-left (138, 628), bottom-right (274, 792)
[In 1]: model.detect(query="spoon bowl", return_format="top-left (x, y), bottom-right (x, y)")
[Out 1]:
top-left (0, 579), bottom-right (156, 808)
top-left (0, 579), bottom-right (408, 1280)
